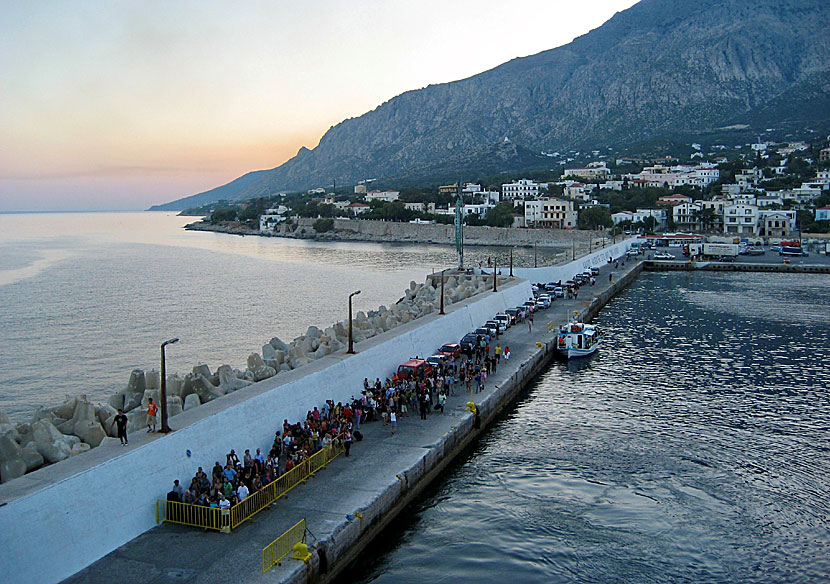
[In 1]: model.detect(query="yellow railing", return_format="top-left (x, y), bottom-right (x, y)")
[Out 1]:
top-left (156, 499), bottom-right (227, 532)
top-left (262, 518), bottom-right (306, 574)
top-left (157, 438), bottom-right (345, 532)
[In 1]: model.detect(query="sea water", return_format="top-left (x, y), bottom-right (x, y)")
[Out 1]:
top-left (0, 212), bottom-right (558, 422)
top-left (343, 271), bottom-right (830, 584)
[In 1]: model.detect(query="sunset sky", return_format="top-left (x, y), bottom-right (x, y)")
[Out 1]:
top-left (0, 0), bottom-right (638, 212)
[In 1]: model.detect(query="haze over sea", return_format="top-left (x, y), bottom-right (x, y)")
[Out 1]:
top-left (344, 270), bottom-right (830, 584)
top-left (0, 212), bottom-right (558, 423)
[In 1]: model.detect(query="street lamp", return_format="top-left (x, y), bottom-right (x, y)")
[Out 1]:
top-left (493, 257), bottom-right (498, 292)
top-left (439, 269), bottom-right (446, 315)
top-left (347, 290), bottom-right (361, 354)
top-left (509, 248), bottom-right (513, 277)
top-left (159, 337), bottom-right (179, 434)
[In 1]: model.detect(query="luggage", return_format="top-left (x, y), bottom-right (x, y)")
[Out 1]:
top-left (354, 430), bottom-right (363, 441)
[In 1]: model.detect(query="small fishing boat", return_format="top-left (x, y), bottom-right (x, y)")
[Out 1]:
top-left (556, 320), bottom-right (600, 359)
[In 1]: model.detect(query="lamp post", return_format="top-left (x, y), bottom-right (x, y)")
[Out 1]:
top-left (347, 290), bottom-right (361, 354)
top-left (439, 269), bottom-right (446, 315)
top-left (493, 257), bottom-right (498, 292)
top-left (509, 248), bottom-right (513, 277)
top-left (534, 242), bottom-right (537, 268)
top-left (159, 337), bottom-right (179, 434)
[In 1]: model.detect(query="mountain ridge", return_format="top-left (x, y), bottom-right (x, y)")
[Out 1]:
top-left (151, 0), bottom-right (830, 211)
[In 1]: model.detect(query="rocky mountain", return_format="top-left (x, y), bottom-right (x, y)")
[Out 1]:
top-left (152, 0), bottom-right (830, 211)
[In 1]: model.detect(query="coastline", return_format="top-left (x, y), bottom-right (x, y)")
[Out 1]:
top-left (184, 217), bottom-right (600, 249)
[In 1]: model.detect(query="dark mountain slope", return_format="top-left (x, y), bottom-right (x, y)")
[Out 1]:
top-left (152, 0), bottom-right (830, 211)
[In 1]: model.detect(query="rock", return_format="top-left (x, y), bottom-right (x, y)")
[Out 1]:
top-left (127, 369), bottom-right (146, 394)
top-left (183, 394), bottom-right (201, 411)
top-left (0, 433), bottom-right (23, 463)
top-left (108, 392), bottom-right (125, 411)
top-left (71, 442), bottom-right (91, 456)
top-left (75, 420), bottom-right (106, 447)
top-left (262, 343), bottom-right (276, 361)
top-left (33, 420), bottom-right (71, 463)
top-left (15, 423), bottom-right (34, 446)
top-left (0, 411), bottom-right (11, 425)
top-left (0, 423), bottom-right (19, 443)
top-left (52, 396), bottom-right (78, 420)
top-left (60, 433), bottom-right (79, 448)
top-left (313, 343), bottom-right (331, 359)
top-left (278, 363), bottom-right (291, 372)
top-left (97, 404), bottom-right (118, 426)
top-left (218, 365), bottom-right (252, 391)
top-left (192, 375), bottom-right (224, 402)
top-left (306, 325), bottom-right (321, 338)
top-left (1, 458), bottom-right (26, 483)
top-left (145, 369), bottom-right (161, 390)
top-left (192, 364), bottom-right (211, 378)
top-left (166, 375), bottom-right (184, 397)
top-left (123, 391), bottom-right (143, 413)
top-left (180, 375), bottom-right (195, 398)
top-left (269, 336), bottom-right (290, 353)
top-left (31, 407), bottom-right (55, 425)
top-left (125, 410), bottom-right (146, 433)
top-left (20, 443), bottom-right (43, 472)
top-left (102, 414), bottom-right (118, 437)
top-left (166, 396), bottom-right (183, 417)
top-left (410, 280), bottom-right (417, 291)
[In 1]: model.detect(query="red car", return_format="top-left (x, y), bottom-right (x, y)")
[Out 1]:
top-left (396, 359), bottom-right (433, 380)
top-left (438, 343), bottom-right (461, 359)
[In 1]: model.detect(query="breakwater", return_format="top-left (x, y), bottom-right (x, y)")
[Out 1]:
top-left (0, 241), bottom-right (637, 584)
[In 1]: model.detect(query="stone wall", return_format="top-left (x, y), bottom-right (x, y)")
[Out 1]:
top-left (280, 218), bottom-right (597, 248)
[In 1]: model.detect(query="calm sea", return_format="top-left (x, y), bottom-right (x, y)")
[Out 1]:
top-left (0, 212), bottom-right (560, 423)
top-left (343, 270), bottom-right (830, 584)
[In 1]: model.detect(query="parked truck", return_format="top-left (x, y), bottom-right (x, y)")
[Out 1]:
top-left (703, 243), bottom-right (739, 257)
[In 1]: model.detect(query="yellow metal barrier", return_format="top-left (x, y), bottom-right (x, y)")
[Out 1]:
top-left (156, 499), bottom-right (227, 532)
top-left (158, 438), bottom-right (346, 533)
top-left (262, 518), bottom-right (306, 574)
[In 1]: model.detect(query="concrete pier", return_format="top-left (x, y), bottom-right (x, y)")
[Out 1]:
top-left (60, 256), bottom-right (642, 584)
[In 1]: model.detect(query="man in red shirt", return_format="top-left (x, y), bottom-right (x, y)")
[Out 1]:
top-left (147, 398), bottom-right (158, 432)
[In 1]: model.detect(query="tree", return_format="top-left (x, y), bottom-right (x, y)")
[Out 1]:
top-left (210, 208), bottom-right (237, 223)
top-left (312, 218), bottom-right (334, 233)
top-left (484, 202), bottom-right (515, 227)
top-left (578, 206), bottom-right (612, 230)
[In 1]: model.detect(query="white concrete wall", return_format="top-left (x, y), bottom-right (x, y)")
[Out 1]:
top-left (0, 279), bottom-right (531, 584)
top-left (513, 238), bottom-right (637, 284)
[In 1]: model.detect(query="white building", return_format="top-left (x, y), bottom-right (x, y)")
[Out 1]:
top-left (501, 179), bottom-right (540, 200)
top-left (523, 198), bottom-right (576, 229)
top-left (462, 203), bottom-right (495, 217)
top-left (347, 202), bottom-right (371, 216)
top-left (259, 206), bottom-right (289, 232)
top-left (365, 190), bottom-right (400, 203)
top-left (723, 203), bottom-right (759, 235)
top-left (612, 208), bottom-right (667, 228)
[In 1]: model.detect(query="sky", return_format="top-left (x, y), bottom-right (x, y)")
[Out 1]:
top-left (0, 0), bottom-right (639, 212)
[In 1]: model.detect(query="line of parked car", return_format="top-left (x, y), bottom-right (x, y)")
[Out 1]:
top-left (394, 266), bottom-right (606, 380)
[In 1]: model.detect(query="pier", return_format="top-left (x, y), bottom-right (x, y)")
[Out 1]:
top-left (57, 246), bottom-right (638, 584)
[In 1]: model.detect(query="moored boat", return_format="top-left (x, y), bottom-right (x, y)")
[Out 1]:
top-left (556, 320), bottom-right (600, 359)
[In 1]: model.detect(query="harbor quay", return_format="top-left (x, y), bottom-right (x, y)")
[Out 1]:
top-left (0, 240), bottom-right (634, 584)
top-left (55, 243), bottom-right (636, 584)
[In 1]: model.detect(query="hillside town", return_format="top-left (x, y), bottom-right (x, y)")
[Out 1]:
top-left (207, 139), bottom-right (830, 240)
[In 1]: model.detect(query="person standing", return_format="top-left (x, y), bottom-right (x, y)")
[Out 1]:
top-left (528, 311), bottom-right (534, 332)
top-left (389, 410), bottom-right (397, 435)
top-left (146, 398), bottom-right (158, 433)
top-left (110, 408), bottom-right (128, 445)
top-left (344, 429), bottom-right (353, 457)
top-left (504, 346), bottom-right (511, 361)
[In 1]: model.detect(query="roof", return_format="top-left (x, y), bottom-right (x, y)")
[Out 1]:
top-left (348, 202), bottom-right (369, 207)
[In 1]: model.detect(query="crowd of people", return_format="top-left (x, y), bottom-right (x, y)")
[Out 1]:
top-left (166, 335), bottom-right (511, 511)
top-left (166, 400), bottom-right (358, 510)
